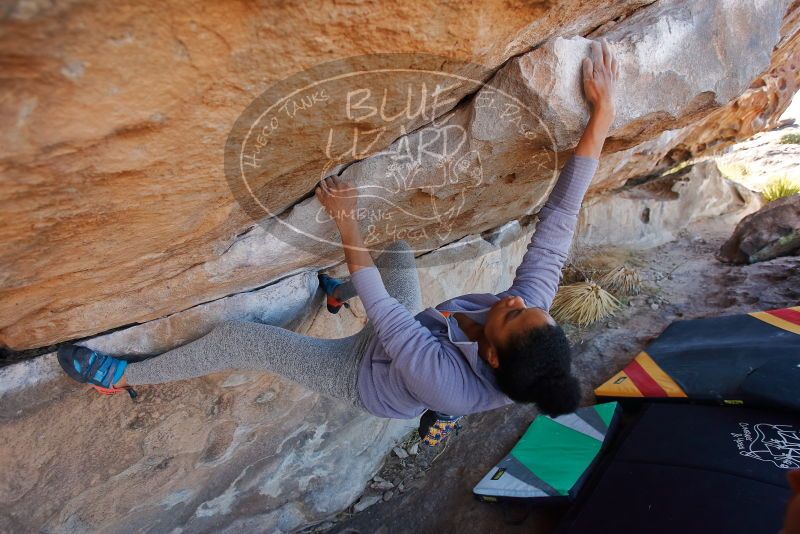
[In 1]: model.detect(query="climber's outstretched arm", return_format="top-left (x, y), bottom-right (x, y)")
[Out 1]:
top-left (315, 179), bottom-right (447, 368)
top-left (499, 39), bottom-right (618, 310)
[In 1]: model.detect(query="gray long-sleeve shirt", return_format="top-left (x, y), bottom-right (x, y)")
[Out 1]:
top-left (352, 155), bottom-right (599, 419)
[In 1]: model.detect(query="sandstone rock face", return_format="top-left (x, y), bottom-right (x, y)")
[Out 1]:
top-left (715, 124), bottom-right (800, 191)
top-left (1, 3), bottom-right (798, 529)
top-left (1, 0), bottom-right (794, 350)
top-left (0, 180), bottom-right (769, 531)
top-left (504, 0), bottom-right (787, 152)
top-left (577, 161), bottom-right (764, 248)
top-left (718, 194), bottom-right (800, 264)
top-left (0, 222), bottom-right (537, 533)
top-left (590, 0), bottom-right (800, 193)
top-left (0, 0), bottom-right (653, 350)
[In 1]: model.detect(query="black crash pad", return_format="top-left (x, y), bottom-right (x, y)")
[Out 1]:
top-left (559, 403), bottom-right (798, 534)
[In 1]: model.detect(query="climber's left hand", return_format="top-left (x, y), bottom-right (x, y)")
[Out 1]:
top-left (315, 175), bottom-right (359, 227)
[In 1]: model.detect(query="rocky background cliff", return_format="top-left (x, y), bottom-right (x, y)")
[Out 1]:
top-left (1, 0), bottom-right (799, 532)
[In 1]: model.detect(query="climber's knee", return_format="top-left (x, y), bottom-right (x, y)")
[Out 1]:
top-left (376, 240), bottom-right (415, 270)
top-left (211, 320), bottom-right (245, 339)
top-left (384, 239), bottom-right (412, 253)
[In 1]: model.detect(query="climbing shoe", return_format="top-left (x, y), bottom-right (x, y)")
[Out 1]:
top-left (319, 273), bottom-right (350, 314)
top-left (57, 344), bottom-right (137, 399)
top-left (418, 410), bottom-right (462, 447)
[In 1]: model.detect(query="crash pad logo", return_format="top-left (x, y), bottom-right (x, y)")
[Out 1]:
top-left (224, 53), bottom-right (557, 259)
top-left (732, 422), bottom-right (800, 469)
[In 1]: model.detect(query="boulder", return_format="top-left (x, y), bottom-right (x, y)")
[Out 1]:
top-left (590, 1), bottom-right (800, 192)
top-left (577, 160), bottom-right (763, 248)
top-left (0, 0), bottom-right (794, 350)
top-left (0, 221), bottom-right (536, 533)
top-left (718, 194), bottom-right (800, 263)
top-left (496, 0), bottom-right (786, 152)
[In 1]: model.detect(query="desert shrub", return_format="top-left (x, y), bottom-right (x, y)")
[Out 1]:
top-left (762, 176), bottom-right (800, 202)
top-left (598, 266), bottom-right (642, 296)
top-left (662, 160), bottom-right (692, 176)
top-left (779, 133), bottom-right (800, 145)
top-left (551, 281), bottom-right (620, 326)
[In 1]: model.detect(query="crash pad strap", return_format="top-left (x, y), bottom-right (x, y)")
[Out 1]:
top-left (749, 306), bottom-right (800, 335)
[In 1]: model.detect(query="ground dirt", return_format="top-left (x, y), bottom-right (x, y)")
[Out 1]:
top-left (309, 221), bottom-right (799, 534)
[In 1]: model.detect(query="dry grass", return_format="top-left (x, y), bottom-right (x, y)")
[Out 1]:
top-left (716, 160), bottom-right (751, 183)
top-left (565, 245), bottom-right (641, 282)
top-left (661, 159), bottom-right (694, 176)
top-left (762, 176), bottom-right (800, 202)
top-left (551, 281), bottom-right (621, 326)
top-left (598, 266), bottom-right (642, 296)
top-left (779, 133), bottom-right (800, 145)
top-left (560, 264), bottom-right (587, 286)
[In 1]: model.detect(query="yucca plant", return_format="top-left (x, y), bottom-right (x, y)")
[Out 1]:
top-left (762, 177), bottom-right (800, 203)
top-left (551, 281), bottom-right (621, 326)
top-left (598, 265), bottom-right (642, 296)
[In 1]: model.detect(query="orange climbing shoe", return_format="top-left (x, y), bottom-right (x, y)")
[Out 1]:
top-left (319, 273), bottom-right (350, 314)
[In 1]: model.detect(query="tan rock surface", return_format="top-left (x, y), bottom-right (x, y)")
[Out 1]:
top-left (590, 0), bottom-right (800, 194)
top-left (2, 0), bottom-right (794, 350)
top-left (1, 2), bottom-right (798, 531)
top-left (0, 182), bottom-right (778, 532)
top-left (0, 0), bottom-right (658, 350)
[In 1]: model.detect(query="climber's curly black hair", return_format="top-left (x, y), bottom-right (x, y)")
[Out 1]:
top-left (493, 323), bottom-right (581, 417)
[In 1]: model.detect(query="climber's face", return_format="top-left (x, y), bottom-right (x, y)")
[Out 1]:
top-left (482, 295), bottom-right (555, 367)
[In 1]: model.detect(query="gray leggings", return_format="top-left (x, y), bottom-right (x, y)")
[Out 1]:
top-left (124, 241), bottom-right (423, 408)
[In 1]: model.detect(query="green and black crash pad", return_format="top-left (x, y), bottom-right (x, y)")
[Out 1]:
top-left (558, 403), bottom-right (799, 534)
top-left (595, 306), bottom-right (800, 409)
top-left (473, 402), bottom-right (620, 503)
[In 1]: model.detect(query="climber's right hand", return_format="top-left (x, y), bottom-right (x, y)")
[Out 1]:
top-left (315, 175), bottom-right (359, 227)
top-left (581, 38), bottom-right (618, 126)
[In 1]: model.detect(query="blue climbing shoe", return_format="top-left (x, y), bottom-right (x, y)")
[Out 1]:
top-left (57, 344), bottom-right (137, 398)
top-left (319, 273), bottom-right (350, 314)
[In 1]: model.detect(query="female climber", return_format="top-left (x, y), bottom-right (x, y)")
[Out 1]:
top-left (57, 39), bottom-right (619, 438)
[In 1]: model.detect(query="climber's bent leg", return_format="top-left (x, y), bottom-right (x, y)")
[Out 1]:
top-left (124, 320), bottom-right (371, 407)
top-left (333, 240), bottom-right (423, 314)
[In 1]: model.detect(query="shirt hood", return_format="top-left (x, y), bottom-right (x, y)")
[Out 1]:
top-left (422, 293), bottom-right (501, 384)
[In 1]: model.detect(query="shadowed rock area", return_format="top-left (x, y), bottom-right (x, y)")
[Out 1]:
top-left (577, 160), bottom-right (763, 248)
